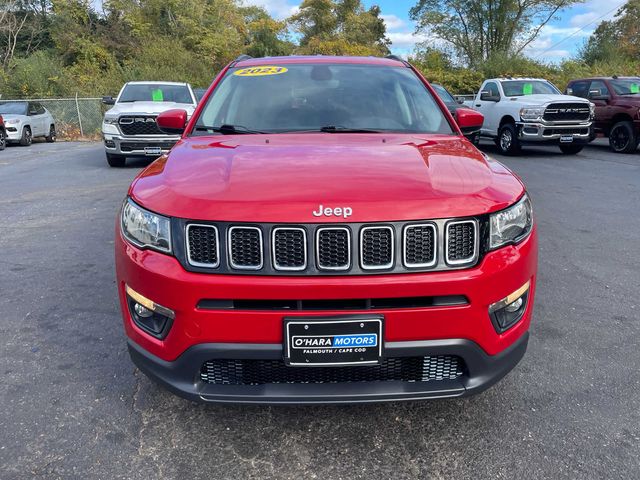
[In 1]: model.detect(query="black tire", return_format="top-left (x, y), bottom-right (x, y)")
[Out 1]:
top-left (496, 123), bottom-right (521, 156)
top-left (559, 144), bottom-right (583, 155)
top-left (19, 126), bottom-right (32, 146)
top-left (608, 121), bottom-right (637, 153)
top-left (106, 152), bottom-right (126, 167)
top-left (468, 132), bottom-right (480, 146)
top-left (45, 124), bottom-right (56, 143)
top-left (0, 129), bottom-right (6, 151)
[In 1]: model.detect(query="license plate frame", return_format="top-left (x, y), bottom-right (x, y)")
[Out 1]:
top-left (560, 135), bottom-right (574, 143)
top-left (283, 315), bottom-right (383, 367)
top-left (144, 146), bottom-right (163, 156)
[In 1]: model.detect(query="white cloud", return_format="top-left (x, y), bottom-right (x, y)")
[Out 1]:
top-left (242, 0), bottom-right (299, 19)
top-left (381, 14), bottom-right (405, 31)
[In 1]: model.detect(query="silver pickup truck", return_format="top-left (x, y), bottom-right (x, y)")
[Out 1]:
top-left (102, 82), bottom-right (197, 167)
top-left (464, 78), bottom-right (594, 155)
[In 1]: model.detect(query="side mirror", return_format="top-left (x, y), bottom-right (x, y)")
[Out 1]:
top-left (589, 88), bottom-right (609, 101)
top-left (157, 109), bottom-right (188, 135)
top-left (456, 97), bottom-right (465, 104)
top-left (566, 87), bottom-right (574, 95)
top-left (455, 108), bottom-right (484, 135)
top-left (102, 96), bottom-right (115, 105)
top-left (480, 90), bottom-right (499, 102)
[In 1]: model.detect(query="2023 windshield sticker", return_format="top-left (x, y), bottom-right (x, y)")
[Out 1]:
top-left (234, 66), bottom-right (288, 77)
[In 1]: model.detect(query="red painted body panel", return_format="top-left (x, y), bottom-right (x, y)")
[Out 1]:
top-left (130, 134), bottom-right (523, 223)
top-left (115, 225), bottom-right (537, 362)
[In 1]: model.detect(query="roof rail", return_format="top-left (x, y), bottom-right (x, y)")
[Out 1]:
top-left (385, 54), bottom-right (409, 65)
top-left (232, 54), bottom-right (253, 66)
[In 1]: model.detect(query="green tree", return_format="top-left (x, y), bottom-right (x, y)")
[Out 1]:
top-left (410, 0), bottom-right (582, 68)
top-left (290, 0), bottom-right (390, 55)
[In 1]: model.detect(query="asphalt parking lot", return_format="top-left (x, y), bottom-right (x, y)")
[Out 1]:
top-left (1, 139), bottom-right (639, 479)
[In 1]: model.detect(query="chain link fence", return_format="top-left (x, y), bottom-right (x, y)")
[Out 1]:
top-left (0, 97), bottom-right (106, 140)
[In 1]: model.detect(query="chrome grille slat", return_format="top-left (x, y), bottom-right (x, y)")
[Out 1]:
top-left (186, 224), bottom-right (220, 267)
top-left (403, 224), bottom-right (436, 268)
top-left (360, 226), bottom-right (394, 270)
top-left (445, 220), bottom-right (477, 265)
top-left (228, 226), bottom-right (263, 270)
top-left (272, 227), bottom-right (307, 271)
top-left (316, 227), bottom-right (351, 271)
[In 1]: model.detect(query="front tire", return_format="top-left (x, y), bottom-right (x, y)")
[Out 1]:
top-left (609, 121), bottom-right (637, 153)
top-left (559, 144), bottom-right (583, 155)
top-left (0, 129), bottom-right (6, 151)
top-left (45, 125), bottom-right (56, 143)
top-left (19, 126), bottom-right (32, 146)
top-left (106, 152), bottom-right (126, 167)
top-left (496, 123), bottom-right (521, 156)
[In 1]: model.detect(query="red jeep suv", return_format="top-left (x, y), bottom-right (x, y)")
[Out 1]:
top-left (115, 55), bottom-right (537, 404)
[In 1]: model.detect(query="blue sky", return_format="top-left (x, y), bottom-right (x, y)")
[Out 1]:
top-left (246, 0), bottom-right (625, 62)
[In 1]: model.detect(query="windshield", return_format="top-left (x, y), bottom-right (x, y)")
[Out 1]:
top-left (118, 84), bottom-right (193, 103)
top-left (432, 84), bottom-right (456, 104)
top-left (0, 102), bottom-right (28, 115)
top-left (610, 78), bottom-right (640, 95)
top-left (194, 64), bottom-right (453, 134)
top-left (501, 80), bottom-right (560, 97)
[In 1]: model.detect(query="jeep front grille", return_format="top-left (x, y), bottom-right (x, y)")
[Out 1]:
top-left (200, 355), bottom-right (464, 385)
top-left (183, 218), bottom-right (480, 274)
top-left (118, 115), bottom-right (163, 136)
top-left (542, 103), bottom-right (590, 122)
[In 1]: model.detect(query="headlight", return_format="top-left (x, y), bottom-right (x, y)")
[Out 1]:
top-left (103, 115), bottom-right (118, 124)
top-left (519, 107), bottom-right (545, 121)
top-left (5, 118), bottom-right (21, 124)
top-left (489, 194), bottom-right (533, 249)
top-left (589, 102), bottom-right (595, 119)
top-left (121, 199), bottom-right (172, 253)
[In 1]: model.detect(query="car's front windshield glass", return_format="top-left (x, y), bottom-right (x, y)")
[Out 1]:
top-left (118, 84), bottom-right (193, 103)
top-left (194, 63), bottom-right (453, 134)
top-left (610, 78), bottom-right (640, 95)
top-left (0, 102), bottom-right (28, 115)
top-left (501, 80), bottom-right (560, 96)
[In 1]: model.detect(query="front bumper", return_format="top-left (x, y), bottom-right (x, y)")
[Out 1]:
top-left (128, 332), bottom-right (529, 404)
top-left (103, 133), bottom-right (179, 156)
top-left (516, 121), bottom-right (592, 144)
top-left (5, 125), bottom-right (22, 141)
top-left (116, 222), bottom-right (537, 403)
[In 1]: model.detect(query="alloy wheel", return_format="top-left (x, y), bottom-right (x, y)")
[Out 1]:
top-left (610, 126), bottom-right (630, 151)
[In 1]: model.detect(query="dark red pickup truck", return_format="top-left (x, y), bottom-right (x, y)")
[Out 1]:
top-left (115, 55), bottom-right (537, 404)
top-left (567, 76), bottom-right (640, 153)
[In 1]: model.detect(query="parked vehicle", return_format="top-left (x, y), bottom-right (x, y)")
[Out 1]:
top-left (101, 81), bottom-right (197, 167)
top-left (116, 55), bottom-right (537, 404)
top-left (566, 76), bottom-right (640, 153)
top-left (464, 78), bottom-right (594, 155)
top-left (193, 88), bottom-right (207, 102)
top-left (0, 115), bottom-right (6, 151)
top-left (432, 83), bottom-right (481, 143)
top-left (0, 101), bottom-right (56, 146)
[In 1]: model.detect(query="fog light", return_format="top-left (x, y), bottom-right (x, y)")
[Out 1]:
top-left (134, 303), bottom-right (153, 318)
top-left (125, 285), bottom-right (175, 339)
top-left (489, 281), bottom-right (530, 333)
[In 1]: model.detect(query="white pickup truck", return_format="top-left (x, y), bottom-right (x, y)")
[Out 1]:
top-left (464, 78), bottom-right (594, 155)
top-left (101, 81), bottom-right (197, 167)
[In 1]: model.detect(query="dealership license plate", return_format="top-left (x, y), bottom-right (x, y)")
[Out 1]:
top-left (560, 135), bottom-right (574, 143)
top-left (144, 146), bottom-right (163, 155)
top-left (284, 316), bottom-right (383, 366)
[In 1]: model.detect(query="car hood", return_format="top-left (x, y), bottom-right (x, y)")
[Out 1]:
top-left (130, 133), bottom-right (525, 223)
top-left (107, 101), bottom-right (195, 116)
top-left (1, 114), bottom-right (26, 122)
top-left (508, 94), bottom-right (591, 105)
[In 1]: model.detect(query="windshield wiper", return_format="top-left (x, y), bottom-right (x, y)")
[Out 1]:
top-left (318, 125), bottom-right (382, 133)
top-left (194, 124), bottom-right (267, 134)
